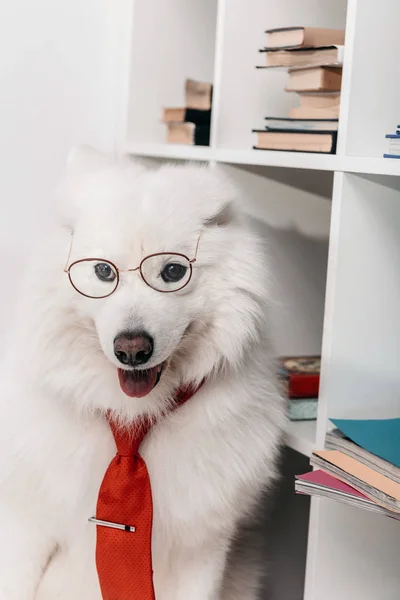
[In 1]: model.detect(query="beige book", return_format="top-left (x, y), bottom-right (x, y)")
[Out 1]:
top-left (185, 79), bottom-right (212, 110)
top-left (289, 105), bottom-right (340, 119)
top-left (265, 26), bottom-right (345, 49)
top-left (166, 122), bottom-right (196, 145)
top-left (162, 107), bottom-right (186, 122)
top-left (286, 67), bottom-right (342, 92)
top-left (265, 45), bottom-right (344, 69)
top-left (299, 92), bottom-right (341, 109)
top-left (254, 130), bottom-right (336, 153)
top-left (311, 449), bottom-right (400, 513)
top-left (166, 122), bottom-right (210, 146)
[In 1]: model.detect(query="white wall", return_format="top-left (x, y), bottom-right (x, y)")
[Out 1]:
top-left (0, 0), bottom-right (123, 336)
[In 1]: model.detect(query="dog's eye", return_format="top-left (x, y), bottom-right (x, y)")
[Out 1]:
top-left (161, 263), bottom-right (187, 283)
top-left (94, 262), bottom-right (117, 282)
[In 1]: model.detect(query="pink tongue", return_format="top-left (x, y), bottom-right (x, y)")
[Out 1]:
top-left (118, 367), bottom-right (158, 398)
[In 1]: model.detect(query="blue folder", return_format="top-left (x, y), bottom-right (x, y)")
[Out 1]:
top-left (331, 418), bottom-right (400, 469)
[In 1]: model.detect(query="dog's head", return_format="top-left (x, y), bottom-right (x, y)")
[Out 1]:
top-left (25, 148), bottom-right (268, 417)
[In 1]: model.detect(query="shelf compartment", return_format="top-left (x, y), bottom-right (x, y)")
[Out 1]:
top-left (126, 0), bottom-right (218, 145)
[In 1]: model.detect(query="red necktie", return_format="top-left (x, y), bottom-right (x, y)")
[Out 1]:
top-left (93, 384), bottom-right (202, 600)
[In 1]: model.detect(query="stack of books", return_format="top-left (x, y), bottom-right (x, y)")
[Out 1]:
top-left (383, 124), bottom-right (400, 159)
top-left (254, 26), bottom-right (345, 153)
top-left (162, 79), bottom-right (212, 146)
top-left (296, 418), bottom-right (400, 520)
top-left (278, 356), bottom-right (320, 421)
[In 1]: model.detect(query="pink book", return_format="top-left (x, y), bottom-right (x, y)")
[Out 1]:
top-left (296, 469), bottom-right (367, 498)
top-left (295, 470), bottom-right (400, 521)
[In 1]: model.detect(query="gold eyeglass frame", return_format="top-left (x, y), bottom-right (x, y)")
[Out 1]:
top-left (63, 233), bottom-right (201, 299)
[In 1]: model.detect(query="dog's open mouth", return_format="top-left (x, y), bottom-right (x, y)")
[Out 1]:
top-left (117, 364), bottom-right (163, 398)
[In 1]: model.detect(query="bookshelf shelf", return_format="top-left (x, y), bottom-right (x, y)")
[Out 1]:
top-left (342, 156), bottom-right (400, 177)
top-left (126, 142), bottom-right (339, 171)
top-left (125, 143), bottom-right (214, 162)
top-left (285, 420), bottom-right (316, 458)
top-left (116, 0), bottom-right (400, 599)
top-left (126, 144), bottom-right (400, 177)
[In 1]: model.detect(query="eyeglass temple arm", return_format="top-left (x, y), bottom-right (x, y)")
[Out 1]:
top-left (63, 233), bottom-right (73, 272)
top-left (190, 232), bottom-right (202, 263)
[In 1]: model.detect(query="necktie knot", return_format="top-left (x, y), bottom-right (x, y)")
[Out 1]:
top-left (107, 417), bottom-right (151, 457)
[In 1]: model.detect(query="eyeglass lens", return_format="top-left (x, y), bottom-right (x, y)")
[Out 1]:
top-left (68, 254), bottom-right (192, 298)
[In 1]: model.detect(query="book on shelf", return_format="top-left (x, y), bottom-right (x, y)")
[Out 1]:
top-left (329, 418), bottom-right (400, 469)
top-left (288, 398), bottom-right (318, 421)
top-left (289, 92), bottom-right (341, 119)
top-left (259, 45), bottom-right (344, 69)
top-left (295, 470), bottom-right (400, 521)
top-left (383, 129), bottom-right (400, 158)
top-left (278, 356), bottom-right (320, 398)
top-left (166, 122), bottom-right (210, 146)
top-left (162, 107), bottom-right (211, 126)
top-left (326, 428), bottom-right (400, 483)
top-left (264, 117), bottom-right (339, 132)
top-left (254, 129), bottom-right (337, 154)
top-left (303, 418), bottom-right (400, 515)
top-left (162, 78), bottom-right (212, 146)
top-left (265, 26), bottom-right (345, 50)
top-left (286, 66), bottom-right (342, 92)
top-left (310, 449), bottom-right (400, 513)
top-left (185, 79), bottom-right (213, 110)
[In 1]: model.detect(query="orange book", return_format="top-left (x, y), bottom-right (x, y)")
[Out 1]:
top-left (311, 450), bottom-right (400, 513)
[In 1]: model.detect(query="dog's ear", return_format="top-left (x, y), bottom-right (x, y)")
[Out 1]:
top-left (203, 202), bottom-right (235, 228)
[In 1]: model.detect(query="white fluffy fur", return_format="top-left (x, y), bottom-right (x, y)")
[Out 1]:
top-left (0, 148), bottom-right (285, 600)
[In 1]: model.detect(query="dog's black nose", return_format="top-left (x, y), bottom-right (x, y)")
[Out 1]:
top-left (114, 332), bottom-right (154, 367)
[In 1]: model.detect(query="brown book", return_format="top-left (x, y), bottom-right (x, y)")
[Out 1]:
top-left (253, 129), bottom-right (337, 154)
top-left (265, 26), bottom-right (345, 49)
top-left (262, 45), bottom-right (344, 69)
top-left (166, 122), bottom-right (210, 146)
top-left (185, 79), bottom-right (213, 110)
top-left (162, 107), bottom-right (211, 125)
top-left (289, 105), bottom-right (340, 119)
top-left (290, 92), bottom-right (341, 118)
top-left (162, 107), bottom-right (187, 122)
top-left (299, 92), bottom-right (341, 109)
top-left (286, 67), bottom-right (342, 92)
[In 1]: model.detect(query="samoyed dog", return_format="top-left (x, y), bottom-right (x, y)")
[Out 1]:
top-left (0, 148), bottom-right (285, 600)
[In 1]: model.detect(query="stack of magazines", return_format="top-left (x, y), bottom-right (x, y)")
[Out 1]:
top-left (296, 418), bottom-right (400, 520)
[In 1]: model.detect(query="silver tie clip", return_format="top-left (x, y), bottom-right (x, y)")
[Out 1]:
top-left (88, 517), bottom-right (136, 533)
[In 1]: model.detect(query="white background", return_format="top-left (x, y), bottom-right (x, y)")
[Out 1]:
top-left (0, 0), bottom-right (123, 337)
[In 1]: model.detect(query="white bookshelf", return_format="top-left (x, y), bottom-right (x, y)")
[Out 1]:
top-left (285, 420), bottom-right (316, 458)
top-left (116, 0), bottom-right (400, 598)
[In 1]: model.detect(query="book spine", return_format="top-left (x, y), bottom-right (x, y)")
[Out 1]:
top-left (288, 398), bottom-right (318, 420)
top-left (185, 108), bottom-right (212, 126)
top-left (193, 125), bottom-right (211, 146)
top-left (288, 373), bottom-right (320, 398)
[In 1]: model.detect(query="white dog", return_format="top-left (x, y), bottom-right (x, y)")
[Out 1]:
top-left (0, 148), bottom-right (285, 600)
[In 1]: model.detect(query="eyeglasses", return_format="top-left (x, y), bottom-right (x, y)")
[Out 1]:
top-left (63, 233), bottom-right (201, 299)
